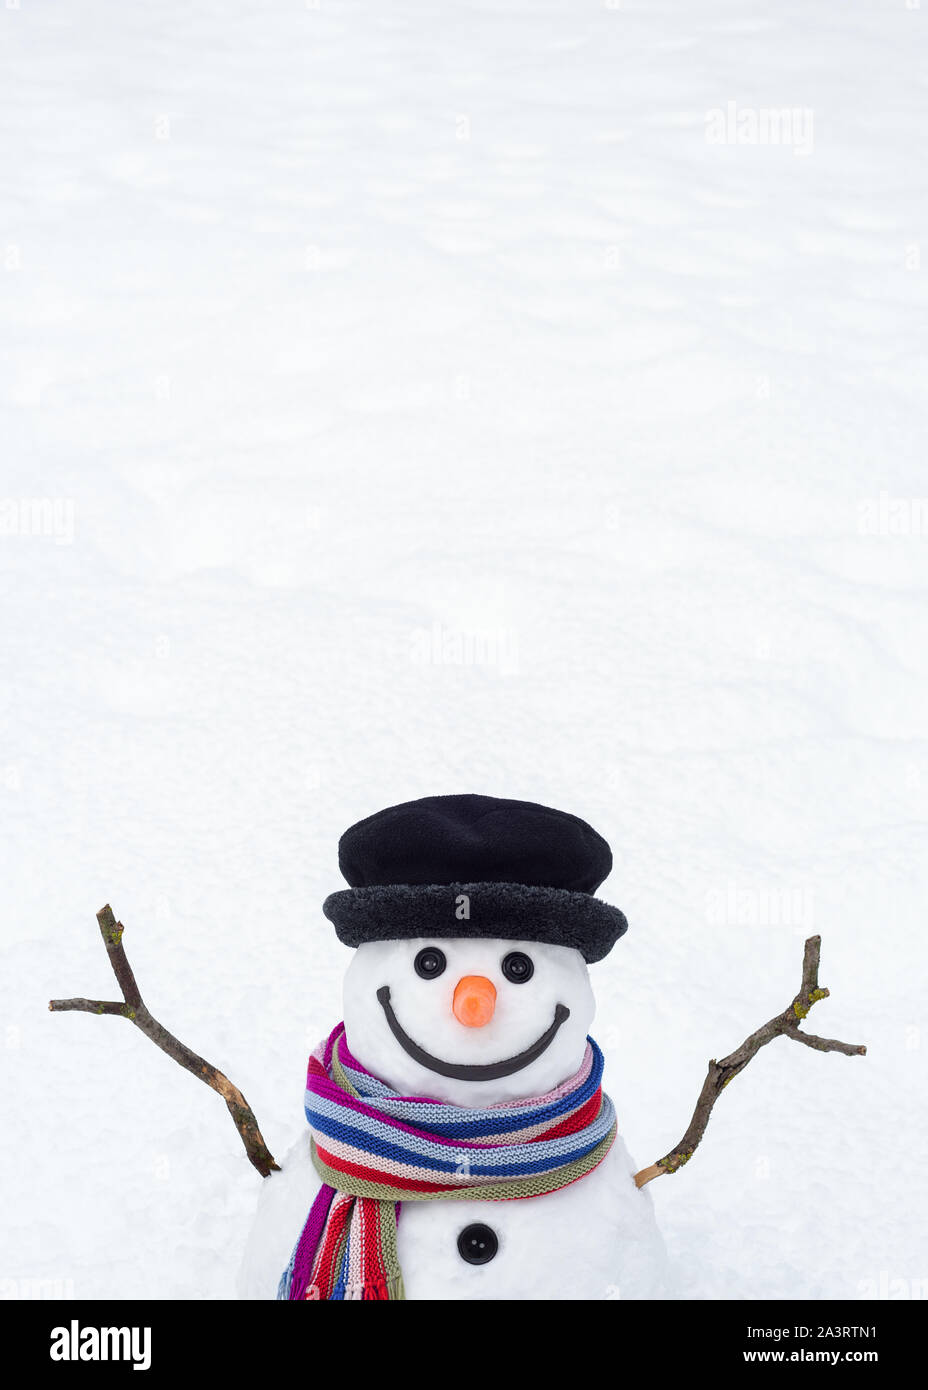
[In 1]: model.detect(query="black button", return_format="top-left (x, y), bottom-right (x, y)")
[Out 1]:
top-left (457, 1223), bottom-right (498, 1265)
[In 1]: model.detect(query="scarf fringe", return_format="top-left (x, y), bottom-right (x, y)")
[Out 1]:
top-left (341, 1274), bottom-right (405, 1301)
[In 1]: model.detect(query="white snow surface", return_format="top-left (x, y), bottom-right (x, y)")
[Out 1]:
top-left (2, 0), bottom-right (927, 1302)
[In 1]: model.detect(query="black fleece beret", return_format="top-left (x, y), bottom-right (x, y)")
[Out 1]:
top-left (322, 794), bottom-right (627, 964)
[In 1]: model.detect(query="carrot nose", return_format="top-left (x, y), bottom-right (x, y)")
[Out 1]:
top-left (452, 975), bottom-right (497, 1028)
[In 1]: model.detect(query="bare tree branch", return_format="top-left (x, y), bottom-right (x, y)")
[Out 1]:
top-left (50, 905), bottom-right (279, 1178)
top-left (48, 998), bottom-right (128, 1015)
top-left (634, 934), bottom-right (865, 1189)
top-left (787, 1029), bottom-right (866, 1057)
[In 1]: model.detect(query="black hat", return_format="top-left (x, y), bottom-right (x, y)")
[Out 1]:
top-left (322, 793), bottom-right (628, 964)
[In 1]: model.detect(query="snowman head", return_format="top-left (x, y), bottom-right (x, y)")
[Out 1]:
top-left (323, 795), bottom-right (628, 1104)
top-left (343, 936), bottom-right (595, 1105)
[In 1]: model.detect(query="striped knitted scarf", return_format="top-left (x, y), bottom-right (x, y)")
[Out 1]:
top-left (278, 1022), bottom-right (617, 1301)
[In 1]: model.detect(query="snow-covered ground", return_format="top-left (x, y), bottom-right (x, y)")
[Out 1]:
top-left (2, 0), bottom-right (926, 1301)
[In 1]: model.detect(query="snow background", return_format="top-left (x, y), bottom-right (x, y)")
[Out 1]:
top-left (2, 0), bottom-right (927, 1300)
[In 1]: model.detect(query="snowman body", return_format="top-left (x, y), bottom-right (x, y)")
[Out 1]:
top-left (239, 937), bottom-right (669, 1300)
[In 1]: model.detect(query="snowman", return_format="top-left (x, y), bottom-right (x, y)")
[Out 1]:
top-left (239, 794), bottom-right (669, 1300)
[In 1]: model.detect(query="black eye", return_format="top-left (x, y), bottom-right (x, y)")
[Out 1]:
top-left (414, 947), bottom-right (447, 980)
top-left (501, 951), bottom-right (533, 984)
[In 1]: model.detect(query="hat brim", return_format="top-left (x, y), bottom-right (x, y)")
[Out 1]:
top-left (322, 881), bottom-right (627, 965)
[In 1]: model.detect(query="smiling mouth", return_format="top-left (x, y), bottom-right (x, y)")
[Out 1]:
top-left (375, 985), bottom-right (571, 1081)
